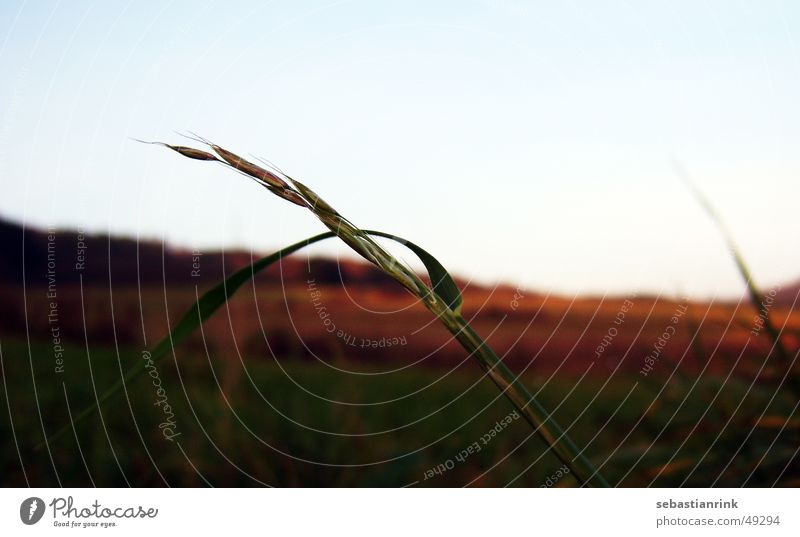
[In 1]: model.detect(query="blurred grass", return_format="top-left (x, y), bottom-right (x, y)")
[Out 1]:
top-left (2, 335), bottom-right (796, 487)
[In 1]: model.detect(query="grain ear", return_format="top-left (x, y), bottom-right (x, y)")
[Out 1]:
top-left (210, 145), bottom-right (290, 191)
top-left (165, 144), bottom-right (219, 161)
top-left (133, 139), bottom-right (219, 161)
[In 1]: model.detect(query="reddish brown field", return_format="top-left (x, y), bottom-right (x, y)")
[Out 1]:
top-left (5, 275), bottom-right (799, 384)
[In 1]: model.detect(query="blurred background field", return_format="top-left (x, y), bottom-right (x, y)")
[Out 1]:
top-left (1, 219), bottom-right (798, 487)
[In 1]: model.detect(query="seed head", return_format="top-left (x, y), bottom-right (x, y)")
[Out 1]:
top-left (289, 179), bottom-right (340, 216)
top-left (265, 185), bottom-right (309, 208)
top-left (211, 145), bottom-right (289, 191)
top-left (134, 139), bottom-right (219, 161)
top-left (164, 144), bottom-right (219, 161)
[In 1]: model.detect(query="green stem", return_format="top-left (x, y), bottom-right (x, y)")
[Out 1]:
top-left (427, 300), bottom-right (610, 487)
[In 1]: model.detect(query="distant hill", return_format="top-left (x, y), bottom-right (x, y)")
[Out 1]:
top-left (774, 280), bottom-right (800, 308)
top-left (0, 216), bottom-right (407, 289)
top-left (1, 216), bottom-right (798, 379)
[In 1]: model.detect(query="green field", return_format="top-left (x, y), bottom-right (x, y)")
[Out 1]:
top-left (1, 336), bottom-right (796, 487)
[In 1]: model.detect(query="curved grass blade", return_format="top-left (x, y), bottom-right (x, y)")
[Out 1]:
top-left (368, 230), bottom-right (462, 314)
top-left (40, 230), bottom-right (461, 448)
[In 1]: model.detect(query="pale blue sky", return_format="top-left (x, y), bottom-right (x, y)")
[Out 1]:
top-left (1, 0), bottom-right (798, 297)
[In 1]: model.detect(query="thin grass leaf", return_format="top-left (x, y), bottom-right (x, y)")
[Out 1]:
top-left (368, 231), bottom-right (463, 314)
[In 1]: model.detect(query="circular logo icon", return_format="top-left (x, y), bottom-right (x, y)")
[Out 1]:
top-left (20, 497), bottom-right (45, 525)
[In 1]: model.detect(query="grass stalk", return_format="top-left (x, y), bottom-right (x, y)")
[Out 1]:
top-left (433, 304), bottom-right (609, 486)
top-left (673, 159), bottom-right (799, 394)
top-left (47, 138), bottom-right (609, 486)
